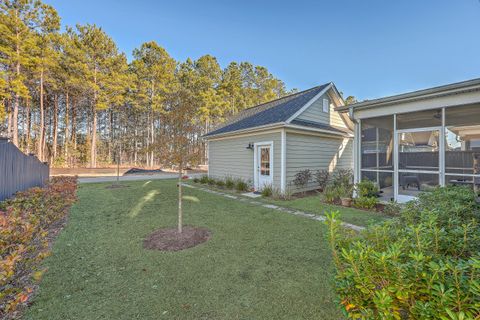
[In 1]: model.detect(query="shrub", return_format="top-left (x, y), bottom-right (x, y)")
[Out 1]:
top-left (324, 185), bottom-right (340, 204)
top-left (314, 170), bottom-right (330, 191)
top-left (235, 179), bottom-right (249, 192)
top-left (192, 177), bottom-right (200, 183)
top-left (215, 179), bottom-right (225, 188)
top-left (0, 176), bottom-right (78, 317)
top-left (355, 179), bottom-right (379, 198)
top-left (293, 169), bottom-right (312, 193)
top-left (383, 201), bottom-right (402, 216)
top-left (326, 185), bottom-right (480, 319)
top-left (331, 169), bottom-right (353, 188)
top-left (261, 184), bottom-right (273, 197)
top-left (271, 185), bottom-right (294, 200)
top-left (224, 176), bottom-right (235, 189)
top-left (199, 175), bottom-right (209, 184)
top-left (207, 177), bottom-right (216, 186)
top-left (353, 196), bottom-right (378, 209)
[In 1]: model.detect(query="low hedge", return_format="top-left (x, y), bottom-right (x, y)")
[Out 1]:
top-left (327, 186), bottom-right (480, 319)
top-left (0, 176), bottom-right (78, 318)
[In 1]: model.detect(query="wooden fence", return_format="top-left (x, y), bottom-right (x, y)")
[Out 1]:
top-left (0, 138), bottom-right (50, 201)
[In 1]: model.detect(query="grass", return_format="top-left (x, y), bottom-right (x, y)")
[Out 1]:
top-left (25, 179), bottom-right (343, 320)
top-left (189, 181), bottom-right (389, 227)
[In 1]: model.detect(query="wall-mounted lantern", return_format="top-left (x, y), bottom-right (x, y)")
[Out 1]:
top-left (246, 142), bottom-right (254, 150)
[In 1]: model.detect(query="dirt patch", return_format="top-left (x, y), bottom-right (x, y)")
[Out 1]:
top-left (143, 226), bottom-right (211, 252)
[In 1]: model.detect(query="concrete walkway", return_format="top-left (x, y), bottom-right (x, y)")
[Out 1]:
top-left (79, 173), bottom-right (203, 184)
top-left (182, 183), bottom-right (365, 232)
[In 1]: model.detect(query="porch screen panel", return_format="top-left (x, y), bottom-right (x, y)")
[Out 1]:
top-left (361, 115), bottom-right (394, 171)
top-left (445, 104), bottom-right (480, 192)
top-left (360, 115), bottom-right (394, 199)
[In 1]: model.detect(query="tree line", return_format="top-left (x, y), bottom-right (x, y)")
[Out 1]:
top-left (0, 0), bottom-right (292, 168)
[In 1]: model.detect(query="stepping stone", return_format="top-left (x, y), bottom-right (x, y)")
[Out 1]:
top-left (262, 204), bottom-right (278, 209)
top-left (242, 192), bottom-right (262, 198)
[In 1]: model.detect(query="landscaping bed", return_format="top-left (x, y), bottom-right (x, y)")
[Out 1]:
top-left (0, 176), bottom-right (78, 319)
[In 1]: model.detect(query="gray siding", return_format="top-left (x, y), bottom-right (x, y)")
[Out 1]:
top-left (208, 132), bottom-right (282, 188)
top-left (286, 132), bottom-right (353, 191)
top-left (296, 92), bottom-right (348, 128)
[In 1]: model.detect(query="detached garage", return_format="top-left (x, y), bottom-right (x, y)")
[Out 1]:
top-left (204, 82), bottom-right (354, 193)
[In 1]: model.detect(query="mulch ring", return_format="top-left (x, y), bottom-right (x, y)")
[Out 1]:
top-left (143, 226), bottom-right (211, 252)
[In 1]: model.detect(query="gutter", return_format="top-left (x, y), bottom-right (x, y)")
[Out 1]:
top-left (337, 78), bottom-right (480, 113)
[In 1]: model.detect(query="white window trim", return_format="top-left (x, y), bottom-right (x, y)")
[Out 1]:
top-left (323, 98), bottom-right (329, 113)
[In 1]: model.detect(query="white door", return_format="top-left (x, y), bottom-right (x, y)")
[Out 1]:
top-left (256, 145), bottom-right (273, 190)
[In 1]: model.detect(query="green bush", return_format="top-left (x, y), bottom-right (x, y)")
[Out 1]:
top-left (215, 179), bottom-right (225, 188)
top-left (225, 176), bottom-right (235, 189)
top-left (314, 169), bottom-right (330, 191)
top-left (235, 179), bottom-right (249, 192)
top-left (261, 184), bottom-right (273, 197)
top-left (355, 179), bottom-right (379, 198)
top-left (353, 196), bottom-right (378, 210)
top-left (293, 169), bottom-right (312, 192)
top-left (272, 186), bottom-right (293, 200)
top-left (383, 201), bottom-right (402, 216)
top-left (324, 185), bottom-right (340, 204)
top-left (199, 175), bottom-right (209, 184)
top-left (207, 177), bottom-right (216, 186)
top-left (332, 169), bottom-right (353, 188)
top-left (192, 177), bottom-right (200, 183)
top-left (326, 186), bottom-right (480, 319)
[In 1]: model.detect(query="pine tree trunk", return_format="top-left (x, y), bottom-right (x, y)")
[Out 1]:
top-left (53, 94), bottom-right (58, 160)
top-left (25, 98), bottom-right (31, 154)
top-left (64, 91), bottom-right (69, 161)
top-left (71, 100), bottom-right (77, 165)
top-left (91, 107), bottom-right (97, 168)
top-left (150, 112), bottom-right (154, 167)
top-left (91, 68), bottom-right (98, 168)
top-left (38, 71), bottom-right (45, 161)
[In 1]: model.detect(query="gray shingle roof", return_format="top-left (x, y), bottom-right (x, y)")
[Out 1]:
top-left (204, 83), bottom-right (330, 137)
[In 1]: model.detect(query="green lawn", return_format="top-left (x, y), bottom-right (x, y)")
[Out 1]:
top-left (25, 179), bottom-right (344, 320)
top-left (188, 182), bottom-right (389, 227)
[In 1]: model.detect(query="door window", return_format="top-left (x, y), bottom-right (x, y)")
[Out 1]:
top-left (260, 147), bottom-right (270, 176)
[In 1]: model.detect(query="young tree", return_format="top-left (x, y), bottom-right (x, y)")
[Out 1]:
top-left (161, 87), bottom-right (200, 233)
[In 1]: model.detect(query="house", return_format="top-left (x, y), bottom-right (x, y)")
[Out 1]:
top-left (203, 82), bottom-right (353, 192)
top-left (338, 78), bottom-right (480, 203)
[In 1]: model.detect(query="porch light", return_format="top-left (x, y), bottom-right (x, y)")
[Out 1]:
top-left (246, 143), bottom-right (254, 150)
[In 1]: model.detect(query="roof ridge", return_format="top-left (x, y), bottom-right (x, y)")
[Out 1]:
top-left (244, 84), bottom-right (327, 111)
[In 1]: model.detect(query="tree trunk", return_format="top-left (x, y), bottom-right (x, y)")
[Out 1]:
top-left (91, 107), bottom-right (97, 167)
top-left (178, 167), bottom-right (183, 233)
top-left (64, 91), bottom-right (69, 161)
top-left (150, 112), bottom-right (154, 167)
top-left (91, 68), bottom-right (98, 168)
top-left (38, 71), bottom-right (45, 160)
top-left (52, 94), bottom-right (59, 160)
top-left (71, 100), bottom-right (77, 165)
top-left (25, 97), bottom-right (31, 154)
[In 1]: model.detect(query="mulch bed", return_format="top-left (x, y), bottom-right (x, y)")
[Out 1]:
top-left (105, 184), bottom-right (129, 189)
top-left (143, 226), bottom-right (211, 252)
top-left (124, 168), bottom-right (164, 175)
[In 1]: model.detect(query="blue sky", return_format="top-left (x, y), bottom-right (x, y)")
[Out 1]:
top-left (45, 0), bottom-right (480, 100)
